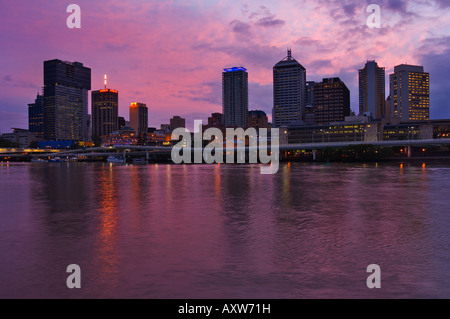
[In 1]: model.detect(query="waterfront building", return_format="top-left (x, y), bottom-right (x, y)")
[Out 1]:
top-left (43, 59), bottom-right (91, 141)
top-left (92, 88), bottom-right (118, 138)
top-left (389, 64), bottom-right (430, 122)
top-left (359, 61), bottom-right (386, 119)
top-left (0, 128), bottom-right (33, 148)
top-left (223, 67), bottom-right (248, 127)
top-left (273, 49), bottom-right (307, 127)
top-left (102, 126), bottom-right (138, 146)
top-left (129, 102), bottom-right (148, 135)
top-left (314, 78), bottom-right (350, 125)
top-left (288, 123), bottom-right (367, 144)
top-left (28, 93), bottom-right (44, 139)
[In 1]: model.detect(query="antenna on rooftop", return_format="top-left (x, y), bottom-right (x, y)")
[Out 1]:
top-left (104, 74), bottom-right (107, 89)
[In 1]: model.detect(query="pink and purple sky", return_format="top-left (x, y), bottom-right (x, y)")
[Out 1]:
top-left (1, 0), bottom-right (450, 133)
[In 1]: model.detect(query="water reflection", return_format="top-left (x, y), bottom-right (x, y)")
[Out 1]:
top-left (1, 162), bottom-right (450, 298)
top-left (93, 165), bottom-right (120, 293)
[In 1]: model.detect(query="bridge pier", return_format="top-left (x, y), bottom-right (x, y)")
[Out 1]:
top-left (313, 149), bottom-right (317, 161)
top-left (407, 145), bottom-right (412, 158)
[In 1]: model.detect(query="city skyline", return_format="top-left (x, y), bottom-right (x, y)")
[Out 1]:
top-left (2, 0), bottom-right (450, 133)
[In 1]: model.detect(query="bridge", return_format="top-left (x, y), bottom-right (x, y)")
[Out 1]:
top-left (2, 138), bottom-right (450, 160)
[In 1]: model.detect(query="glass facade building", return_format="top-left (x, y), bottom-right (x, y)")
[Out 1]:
top-left (130, 102), bottom-right (148, 135)
top-left (222, 67), bottom-right (248, 128)
top-left (43, 59), bottom-right (91, 141)
top-left (28, 93), bottom-right (44, 138)
top-left (359, 61), bottom-right (386, 119)
top-left (273, 49), bottom-right (306, 127)
top-left (92, 89), bottom-right (119, 137)
top-left (390, 64), bottom-right (430, 122)
top-left (314, 78), bottom-right (350, 125)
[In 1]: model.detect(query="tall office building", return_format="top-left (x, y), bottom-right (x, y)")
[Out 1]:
top-left (43, 59), bottom-right (91, 141)
top-left (92, 88), bottom-right (119, 137)
top-left (390, 64), bottom-right (430, 121)
top-left (28, 93), bottom-right (44, 138)
top-left (130, 102), bottom-right (148, 135)
top-left (273, 49), bottom-right (306, 127)
top-left (222, 67), bottom-right (248, 127)
top-left (314, 78), bottom-right (350, 125)
top-left (359, 61), bottom-right (386, 119)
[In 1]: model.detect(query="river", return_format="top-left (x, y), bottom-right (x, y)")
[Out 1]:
top-left (1, 161), bottom-right (450, 298)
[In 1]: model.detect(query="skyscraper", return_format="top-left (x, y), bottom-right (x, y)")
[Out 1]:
top-left (222, 67), bottom-right (248, 127)
top-left (28, 93), bottom-right (44, 138)
top-left (92, 88), bottom-right (119, 137)
top-left (390, 64), bottom-right (430, 121)
top-left (43, 59), bottom-right (91, 141)
top-left (130, 102), bottom-right (148, 135)
top-left (359, 61), bottom-right (386, 119)
top-left (314, 78), bottom-right (350, 125)
top-left (273, 49), bottom-right (306, 127)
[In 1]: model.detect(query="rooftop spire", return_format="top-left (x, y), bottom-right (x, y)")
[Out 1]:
top-left (287, 48), bottom-right (292, 60)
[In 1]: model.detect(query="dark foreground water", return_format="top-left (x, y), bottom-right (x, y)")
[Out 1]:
top-left (1, 161), bottom-right (450, 298)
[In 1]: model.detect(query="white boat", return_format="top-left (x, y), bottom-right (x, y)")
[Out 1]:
top-left (48, 157), bottom-right (62, 163)
top-left (107, 156), bottom-right (125, 163)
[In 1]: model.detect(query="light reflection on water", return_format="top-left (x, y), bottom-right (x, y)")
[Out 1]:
top-left (1, 162), bottom-right (450, 298)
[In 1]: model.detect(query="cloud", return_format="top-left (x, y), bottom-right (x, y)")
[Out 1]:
top-left (2, 0), bottom-right (450, 133)
top-left (170, 81), bottom-right (221, 106)
top-left (103, 42), bottom-right (131, 52)
top-left (308, 59), bottom-right (334, 73)
top-left (230, 5), bottom-right (285, 35)
top-left (230, 20), bottom-right (251, 34)
top-left (255, 16), bottom-right (285, 28)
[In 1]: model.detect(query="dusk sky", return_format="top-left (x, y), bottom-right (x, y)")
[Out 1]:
top-left (1, 0), bottom-right (450, 133)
